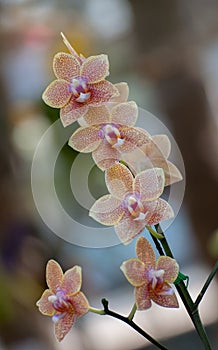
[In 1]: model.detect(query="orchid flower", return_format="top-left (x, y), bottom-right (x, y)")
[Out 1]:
top-left (42, 33), bottom-right (119, 127)
top-left (123, 134), bottom-right (183, 186)
top-left (69, 101), bottom-right (151, 170)
top-left (36, 260), bottom-right (89, 341)
top-left (121, 237), bottom-right (179, 309)
top-left (89, 163), bottom-right (174, 244)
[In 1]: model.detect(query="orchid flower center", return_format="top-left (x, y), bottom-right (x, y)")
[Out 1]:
top-left (48, 288), bottom-right (72, 323)
top-left (125, 194), bottom-right (146, 221)
top-left (148, 268), bottom-right (173, 296)
top-left (103, 124), bottom-right (124, 148)
top-left (70, 78), bottom-right (91, 103)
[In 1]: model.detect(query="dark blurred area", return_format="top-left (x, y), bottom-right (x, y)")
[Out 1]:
top-left (0, 1), bottom-right (217, 349)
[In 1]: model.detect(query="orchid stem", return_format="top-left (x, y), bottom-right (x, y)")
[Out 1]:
top-left (127, 303), bottom-right (137, 321)
top-left (154, 224), bottom-right (213, 350)
top-left (101, 298), bottom-right (168, 350)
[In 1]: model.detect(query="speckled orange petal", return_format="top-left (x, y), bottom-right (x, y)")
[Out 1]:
top-left (164, 161), bottom-right (183, 186)
top-left (46, 260), bottom-right (63, 292)
top-left (92, 140), bottom-right (120, 170)
top-left (134, 168), bottom-right (165, 202)
top-left (136, 237), bottom-right (155, 268)
top-left (42, 80), bottom-right (71, 108)
top-left (135, 284), bottom-right (151, 310)
top-left (54, 309), bottom-right (76, 342)
top-left (111, 101), bottom-right (138, 126)
top-left (120, 258), bottom-right (146, 286)
top-left (143, 199), bottom-right (174, 226)
top-left (89, 81), bottom-right (119, 105)
top-left (36, 289), bottom-right (55, 316)
top-left (156, 256), bottom-right (179, 283)
top-left (70, 292), bottom-right (89, 317)
top-left (115, 213), bottom-right (146, 245)
top-left (80, 55), bottom-right (109, 83)
top-left (110, 82), bottom-right (129, 103)
top-left (82, 105), bottom-right (111, 125)
top-left (118, 126), bottom-right (151, 153)
top-left (151, 135), bottom-right (171, 159)
top-left (60, 98), bottom-right (88, 127)
top-left (89, 194), bottom-right (124, 225)
top-left (105, 163), bottom-right (133, 199)
top-left (69, 125), bottom-right (102, 152)
top-left (150, 284), bottom-right (179, 308)
top-left (53, 52), bottom-right (80, 81)
top-left (61, 265), bottom-right (82, 295)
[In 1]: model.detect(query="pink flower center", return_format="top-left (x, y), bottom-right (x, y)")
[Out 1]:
top-left (103, 124), bottom-right (124, 148)
top-left (48, 288), bottom-right (72, 323)
top-left (70, 78), bottom-right (91, 103)
top-left (148, 269), bottom-right (173, 296)
top-left (124, 193), bottom-right (146, 220)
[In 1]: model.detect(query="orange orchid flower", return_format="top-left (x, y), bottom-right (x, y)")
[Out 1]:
top-left (36, 260), bottom-right (89, 341)
top-left (121, 237), bottom-right (179, 309)
top-left (69, 101), bottom-right (151, 170)
top-left (123, 134), bottom-right (183, 186)
top-left (42, 33), bottom-right (119, 127)
top-left (89, 163), bottom-right (174, 244)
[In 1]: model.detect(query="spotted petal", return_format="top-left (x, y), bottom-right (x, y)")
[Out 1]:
top-left (120, 258), bottom-right (146, 286)
top-left (134, 168), bottom-right (165, 202)
top-left (150, 284), bottom-right (179, 308)
top-left (61, 265), bottom-right (82, 295)
top-left (60, 98), bottom-right (88, 127)
top-left (105, 163), bottom-right (133, 199)
top-left (92, 140), bottom-right (120, 170)
top-left (69, 125), bottom-right (102, 152)
top-left (144, 199), bottom-right (174, 226)
top-left (81, 55), bottom-right (109, 83)
top-left (42, 80), bottom-right (71, 108)
top-left (54, 309), bottom-right (76, 342)
top-left (118, 127), bottom-right (151, 153)
top-left (110, 82), bottom-right (129, 103)
top-left (115, 213), bottom-right (146, 245)
top-left (53, 52), bottom-right (80, 81)
top-left (36, 289), bottom-right (55, 316)
top-left (89, 81), bottom-right (119, 105)
top-left (89, 194), bottom-right (124, 225)
top-left (164, 161), bottom-right (183, 186)
top-left (70, 292), bottom-right (89, 317)
top-left (46, 260), bottom-right (63, 292)
top-left (156, 256), bottom-right (179, 283)
top-left (135, 284), bottom-right (151, 310)
top-left (151, 135), bottom-right (171, 159)
top-left (82, 105), bottom-right (111, 125)
top-left (136, 237), bottom-right (155, 269)
top-left (111, 101), bottom-right (138, 126)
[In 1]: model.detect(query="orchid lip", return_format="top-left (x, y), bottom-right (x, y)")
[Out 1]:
top-left (70, 77), bottom-right (91, 103)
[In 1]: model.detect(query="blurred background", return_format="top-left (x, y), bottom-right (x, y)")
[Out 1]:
top-left (0, 0), bottom-right (217, 349)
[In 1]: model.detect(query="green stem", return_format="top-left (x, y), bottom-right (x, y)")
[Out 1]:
top-left (154, 224), bottom-right (213, 350)
top-left (194, 260), bottom-right (218, 308)
top-left (101, 299), bottom-right (168, 350)
top-left (127, 303), bottom-right (137, 321)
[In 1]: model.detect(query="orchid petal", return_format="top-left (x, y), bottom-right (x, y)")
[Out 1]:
top-left (60, 98), bottom-right (88, 127)
top-left (42, 80), bottom-right (71, 108)
top-left (70, 292), bottom-right (89, 317)
top-left (150, 284), bottom-right (179, 308)
top-left (53, 52), bottom-right (80, 81)
top-left (135, 284), bottom-right (151, 310)
top-left (111, 101), bottom-right (138, 126)
top-left (156, 256), bottom-right (179, 283)
top-left (120, 258), bottom-right (146, 286)
top-left (36, 289), bottom-right (55, 316)
top-left (164, 161), bottom-right (183, 186)
top-left (61, 266), bottom-right (82, 295)
top-left (143, 199), bottom-right (174, 226)
top-left (118, 126), bottom-right (151, 153)
top-left (46, 260), bottom-right (63, 292)
top-left (54, 309), bottom-right (76, 342)
top-left (82, 105), bottom-right (111, 125)
top-left (105, 163), bottom-right (133, 199)
top-left (81, 55), bottom-right (109, 83)
top-left (151, 135), bottom-right (171, 159)
top-left (134, 168), bottom-right (165, 201)
top-left (110, 82), bottom-right (129, 103)
top-left (89, 81), bottom-right (119, 105)
top-left (69, 125), bottom-right (102, 152)
top-left (92, 140), bottom-right (120, 170)
top-left (136, 237), bottom-right (156, 269)
top-left (115, 213), bottom-right (146, 245)
top-left (89, 194), bottom-right (124, 225)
